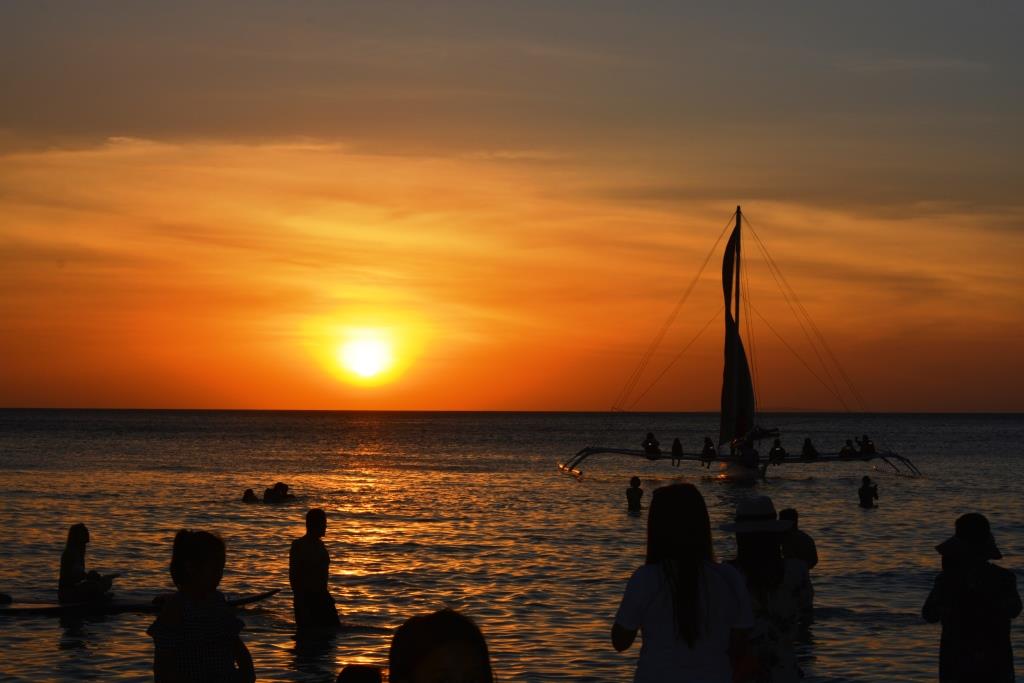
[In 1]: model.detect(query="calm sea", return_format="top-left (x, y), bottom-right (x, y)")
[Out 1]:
top-left (0, 410), bottom-right (1022, 681)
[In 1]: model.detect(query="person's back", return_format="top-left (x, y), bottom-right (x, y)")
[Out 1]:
top-left (923, 514), bottom-right (1021, 682)
top-left (617, 561), bottom-right (752, 682)
top-left (858, 477), bottom-right (878, 508)
top-left (626, 477), bottom-right (643, 513)
top-left (290, 508), bottom-right (340, 631)
top-left (800, 439), bottom-right (818, 461)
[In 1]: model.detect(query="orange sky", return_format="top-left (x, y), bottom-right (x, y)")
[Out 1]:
top-left (1, 4), bottom-right (1022, 411)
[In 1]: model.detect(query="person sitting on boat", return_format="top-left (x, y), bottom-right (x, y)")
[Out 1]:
top-left (626, 477), bottom-right (643, 513)
top-left (700, 437), bottom-right (716, 468)
top-left (59, 523), bottom-right (118, 603)
top-left (855, 434), bottom-right (876, 455)
top-left (839, 439), bottom-right (858, 458)
top-left (641, 433), bottom-right (661, 458)
top-left (671, 437), bottom-right (683, 467)
top-left (768, 439), bottom-right (787, 465)
top-left (800, 438), bottom-right (819, 461)
top-left (858, 476), bottom-right (878, 508)
top-left (922, 513), bottom-right (1021, 683)
top-left (264, 481), bottom-right (296, 504)
top-left (242, 488), bottom-right (259, 504)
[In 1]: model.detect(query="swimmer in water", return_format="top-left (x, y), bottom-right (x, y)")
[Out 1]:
top-left (626, 477), bottom-right (643, 513)
top-left (858, 476), bottom-right (878, 508)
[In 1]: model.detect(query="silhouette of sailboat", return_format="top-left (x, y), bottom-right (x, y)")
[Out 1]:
top-left (560, 206), bottom-right (920, 480)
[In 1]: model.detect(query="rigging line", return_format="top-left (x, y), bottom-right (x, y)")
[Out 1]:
top-left (744, 218), bottom-right (869, 411)
top-left (626, 305), bottom-right (723, 411)
top-left (742, 246), bottom-right (760, 411)
top-left (610, 211), bottom-right (736, 411)
top-left (742, 217), bottom-right (849, 408)
top-left (750, 303), bottom-right (851, 410)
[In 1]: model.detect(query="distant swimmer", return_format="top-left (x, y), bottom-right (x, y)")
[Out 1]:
top-left (858, 476), bottom-right (878, 508)
top-left (626, 477), bottom-right (643, 513)
top-left (856, 434), bottom-right (876, 454)
top-left (923, 513), bottom-right (1021, 682)
top-left (840, 439), bottom-right (858, 458)
top-left (59, 523), bottom-right (118, 603)
top-left (242, 488), bottom-right (259, 504)
top-left (290, 508), bottom-right (341, 631)
top-left (264, 482), bottom-right (296, 504)
top-left (671, 438), bottom-right (683, 467)
top-left (768, 438), bottom-right (787, 465)
top-left (801, 438), bottom-right (819, 461)
top-left (701, 437), bottom-right (716, 468)
top-left (641, 433), bottom-right (661, 458)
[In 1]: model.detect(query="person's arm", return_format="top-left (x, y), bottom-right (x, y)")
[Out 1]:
top-left (233, 636), bottom-right (256, 683)
top-left (922, 574), bottom-right (947, 623)
top-left (611, 623), bottom-right (637, 652)
top-left (807, 537), bottom-right (819, 570)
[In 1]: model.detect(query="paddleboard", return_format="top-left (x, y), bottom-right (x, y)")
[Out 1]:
top-left (0, 588), bottom-right (279, 617)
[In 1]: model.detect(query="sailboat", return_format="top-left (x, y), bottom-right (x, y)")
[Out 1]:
top-left (559, 206), bottom-right (920, 480)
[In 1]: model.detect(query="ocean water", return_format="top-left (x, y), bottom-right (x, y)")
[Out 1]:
top-left (0, 410), bottom-right (1022, 682)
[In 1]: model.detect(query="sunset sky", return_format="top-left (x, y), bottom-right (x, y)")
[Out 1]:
top-left (1, 2), bottom-right (1022, 411)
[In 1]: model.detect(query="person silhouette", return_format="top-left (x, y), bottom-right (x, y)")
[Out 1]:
top-left (642, 433), bottom-right (661, 458)
top-left (671, 437), bottom-right (684, 467)
top-left (701, 437), bottom-right (716, 469)
top-left (613, 483), bottom-right (753, 682)
top-left (858, 476), bottom-right (878, 508)
top-left (800, 438), bottom-right (819, 461)
top-left (626, 476), bottom-right (643, 513)
top-left (779, 508), bottom-right (818, 625)
top-left (337, 664), bottom-right (383, 683)
top-left (290, 508), bottom-right (341, 631)
top-left (148, 530), bottom-right (256, 682)
top-left (923, 513), bottom-right (1021, 682)
top-left (855, 434), bottom-right (876, 454)
top-left (389, 608), bottom-right (494, 683)
top-left (58, 524), bottom-right (118, 603)
top-left (264, 482), bottom-right (295, 503)
top-left (768, 439), bottom-right (787, 466)
top-left (724, 497), bottom-right (811, 683)
top-left (242, 488), bottom-right (259, 503)
top-left (840, 440), bottom-right (857, 458)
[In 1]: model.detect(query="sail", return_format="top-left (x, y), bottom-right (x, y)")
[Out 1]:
top-left (719, 209), bottom-right (755, 447)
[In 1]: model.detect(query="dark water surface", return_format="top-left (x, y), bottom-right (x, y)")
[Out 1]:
top-left (1, 410), bottom-right (1022, 681)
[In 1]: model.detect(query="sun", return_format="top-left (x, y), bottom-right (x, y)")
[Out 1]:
top-left (338, 338), bottom-right (394, 379)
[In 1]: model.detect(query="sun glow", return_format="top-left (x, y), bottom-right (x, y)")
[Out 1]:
top-left (338, 338), bottom-right (394, 378)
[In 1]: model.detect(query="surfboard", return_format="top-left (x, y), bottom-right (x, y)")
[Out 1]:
top-left (0, 588), bottom-right (279, 617)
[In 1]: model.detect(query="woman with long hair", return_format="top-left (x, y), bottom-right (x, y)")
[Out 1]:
top-left (58, 523), bottom-right (117, 603)
top-left (724, 496), bottom-right (811, 683)
top-left (612, 483), bottom-right (753, 682)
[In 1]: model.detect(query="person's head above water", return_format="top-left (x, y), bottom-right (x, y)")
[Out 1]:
top-left (861, 476), bottom-right (872, 486)
top-left (169, 529), bottom-right (226, 593)
top-left (66, 523), bottom-right (90, 549)
top-left (389, 608), bottom-right (493, 683)
top-left (305, 508), bottom-right (328, 538)
top-left (629, 476), bottom-right (641, 488)
top-left (778, 508), bottom-right (798, 528)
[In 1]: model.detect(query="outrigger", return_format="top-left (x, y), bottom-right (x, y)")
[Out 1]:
top-left (560, 207), bottom-right (921, 481)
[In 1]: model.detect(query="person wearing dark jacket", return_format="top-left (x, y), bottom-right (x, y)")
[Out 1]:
top-left (922, 513), bottom-right (1021, 682)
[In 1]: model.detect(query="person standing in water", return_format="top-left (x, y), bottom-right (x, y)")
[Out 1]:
top-left (59, 523), bottom-right (118, 603)
top-left (290, 508), bottom-right (341, 631)
top-left (641, 433), bottom-right (661, 457)
top-left (148, 529), bottom-right (256, 682)
top-left (701, 437), bottom-right (716, 468)
top-left (923, 513), bottom-right (1021, 682)
top-left (858, 476), bottom-right (878, 508)
top-left (613, 483), bottom-right (754, 682)
top-left (671, 438), bottom-right (683, 467)
top-left (626, 477), bottom-right (644, 513)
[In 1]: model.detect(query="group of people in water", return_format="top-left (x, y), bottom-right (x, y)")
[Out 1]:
top-left (616, 481), bottom-right (1020, 682)
top-left (642, 432), bottom-right (880, 472)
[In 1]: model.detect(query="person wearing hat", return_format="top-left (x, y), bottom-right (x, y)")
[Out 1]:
top-left (724, 496), bottom-right (811, 683)
top-left (922, 513), bottom-right (1021, 682)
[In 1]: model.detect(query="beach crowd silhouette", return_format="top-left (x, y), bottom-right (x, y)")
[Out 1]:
top-left (24, 439), bottom-right (1018, 683)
